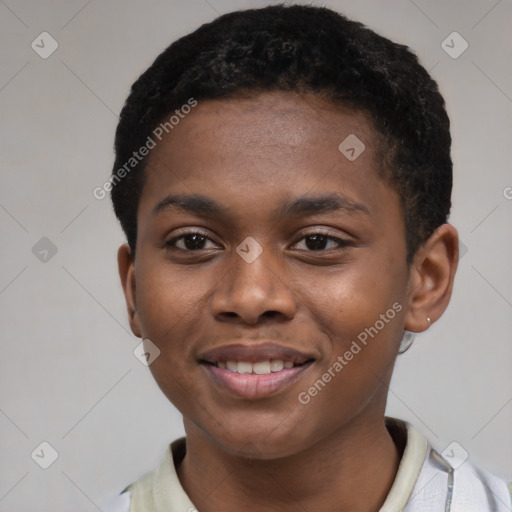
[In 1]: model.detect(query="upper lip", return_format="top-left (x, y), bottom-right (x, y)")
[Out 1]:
top-left (199, 342), bottom-right (316, 364)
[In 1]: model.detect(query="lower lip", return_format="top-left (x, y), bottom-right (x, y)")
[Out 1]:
top-left (201, 362), bottom-right (313, 399)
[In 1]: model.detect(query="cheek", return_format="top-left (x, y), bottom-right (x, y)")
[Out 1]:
top-left (136, 263), bottom-right (209, 338)
top-left (136, 267), bottom-right (209, 410)
top-left (300, 259), bottom-right (405, 341)
top-left (293, 269), bottom-right (403, 432)
top-left (296, 260), bottom-right (407, 412)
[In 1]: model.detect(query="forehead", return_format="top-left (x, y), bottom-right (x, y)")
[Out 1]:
top-left (153, 91), bottom-right (377, 162)
top-left (138, 91), bottom-right (393, 223)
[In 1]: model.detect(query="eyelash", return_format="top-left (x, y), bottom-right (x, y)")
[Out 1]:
top-left (164, 230), bottom-right (351, 252)
top-left (165, 230), bottom-right (218, 251)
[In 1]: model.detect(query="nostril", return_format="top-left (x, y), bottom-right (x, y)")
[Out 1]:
top-left (220, 312), bottom-right (238, 319)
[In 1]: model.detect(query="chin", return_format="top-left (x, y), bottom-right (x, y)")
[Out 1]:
top-left (221, 438), bottom-right (303, 460)
top-left (206, 419), bottom-right (314, 461)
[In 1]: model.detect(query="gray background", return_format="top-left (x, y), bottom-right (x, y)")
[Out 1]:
top-left (1, 0), bottom-right (511, 510)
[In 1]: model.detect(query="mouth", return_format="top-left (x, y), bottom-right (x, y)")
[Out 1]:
top-left (198, 342), bottom-right (316, 399)
top-left (200, 358), bottom-right (314, 374)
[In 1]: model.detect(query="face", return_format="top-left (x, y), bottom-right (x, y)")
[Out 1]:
top-left (122, 91), bottom-right (413, 459)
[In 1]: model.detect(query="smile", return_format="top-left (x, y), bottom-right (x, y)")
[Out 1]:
top-left (198, 341), bottom-right (317, 398)
top-left (200, 359), bottom-right (314, 399)
top-left (204, 359), bottom-right (308, 374)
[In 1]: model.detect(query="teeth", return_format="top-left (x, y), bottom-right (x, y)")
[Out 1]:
top-left (270, 359), bottom-right (284, 372)
top-left (237, 362), bottom-right (252, 374)
top-left (253, 361), bottom-right (271, 374)
top-left (226, 361), bottom-right (238, 372)
top-left (221, 360), bottom-right (296, 374)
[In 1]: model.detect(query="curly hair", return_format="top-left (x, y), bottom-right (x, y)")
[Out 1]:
top-left (110, 4), bottom-right (452, 262)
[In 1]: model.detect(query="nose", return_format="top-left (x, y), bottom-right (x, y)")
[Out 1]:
top-left (211, 247), bottom-right (297, 325)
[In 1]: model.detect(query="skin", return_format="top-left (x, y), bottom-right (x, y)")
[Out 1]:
top-left (118, 91), bottom-right (459, 511)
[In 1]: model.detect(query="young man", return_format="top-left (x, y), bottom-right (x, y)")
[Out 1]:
top-left (103, 5), bottom-right (511, 511)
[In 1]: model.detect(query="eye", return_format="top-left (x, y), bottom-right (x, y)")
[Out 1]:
top-left (292, 233), bottom-right (350, 251)
top-left (165, 232), bottom-right (218, 251)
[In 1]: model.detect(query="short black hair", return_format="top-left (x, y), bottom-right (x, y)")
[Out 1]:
top-left (110, 4), bottom-right (452, 262)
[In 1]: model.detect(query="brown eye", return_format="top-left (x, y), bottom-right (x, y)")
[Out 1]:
top-left (304, 234), bottom-right (328, 250)
top-left (293, 234), bottom-right (349, 251)
top-left (165, 232), bottom-right (217, 251)
top-left (182, 234), bottom-right (207, 250)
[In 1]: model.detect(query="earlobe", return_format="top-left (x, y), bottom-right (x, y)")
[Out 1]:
top-left (117, 244), bottom-right (142, 338)
top-left (404, 223), bottom-right (459, 333)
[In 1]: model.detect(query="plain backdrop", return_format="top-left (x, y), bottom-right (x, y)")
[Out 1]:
top-left (1, 0), bottom-right (511, 510)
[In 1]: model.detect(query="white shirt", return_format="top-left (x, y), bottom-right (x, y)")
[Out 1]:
top-left (99, 418), bottom-right (512, 511)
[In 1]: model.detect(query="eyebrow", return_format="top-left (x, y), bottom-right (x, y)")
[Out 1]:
top-left (275, 193), bottom-right (369, 218)
top-left (152, 193), bottom-right (369, 219)
top-left (153, 194), bottom-right (225, 217)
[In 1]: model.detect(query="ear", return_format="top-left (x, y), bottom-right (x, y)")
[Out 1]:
top-left (117, 244), bottom-right (142, 338)
top-left (404, 224), bottom-right (459, 333)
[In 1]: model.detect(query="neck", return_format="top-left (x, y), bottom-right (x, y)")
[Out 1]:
top-left (177, 415), bottom-right (402, 512)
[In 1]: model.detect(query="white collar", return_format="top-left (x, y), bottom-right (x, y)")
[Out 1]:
top-left (110, 417), bottom-right (511, 511)
top-left (124, 417), bottom-right (430, 511)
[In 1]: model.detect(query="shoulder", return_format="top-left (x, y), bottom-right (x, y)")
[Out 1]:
top-left (416, 443), bottom-right (511, 511)
top-left (97, 490), bottom-right (131, 512)
top-left (386, 418), bottom-right (511, 511)
top-left (452, 458), bottom-right (512, 510)
top-left (98, 437), bottom-right (189, 512)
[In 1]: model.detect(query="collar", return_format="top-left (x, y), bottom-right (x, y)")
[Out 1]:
top-left (126, 417), bottom-right (429, 511)
top-left (379, 417), bottom-right (429, 511)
